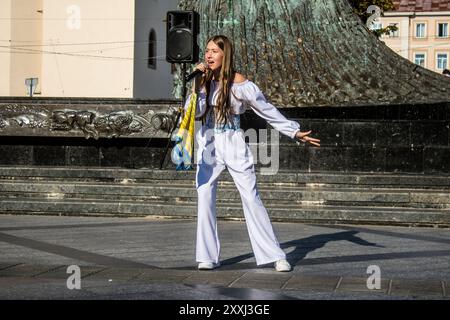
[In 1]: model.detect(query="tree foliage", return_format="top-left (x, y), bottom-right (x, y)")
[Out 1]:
top-left (348, 0), bottom-right (397, 37)
top-left (349, 0), bottom-right (395, 22)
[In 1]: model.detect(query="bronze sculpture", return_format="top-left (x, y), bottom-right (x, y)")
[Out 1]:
top-left (180, 0), bottom-right (450, 107)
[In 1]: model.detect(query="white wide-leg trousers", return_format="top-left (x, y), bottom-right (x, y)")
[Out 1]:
top-left (195, 128), bottom-right (286, 265)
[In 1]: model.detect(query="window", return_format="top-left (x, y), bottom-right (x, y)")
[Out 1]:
top-left (388, 23), bottom-right (399, 38)
top-left (438, 23), bottom-right (448, 38)
top-left (414, 53), bottom-right (426, 67)
top-left (416, 23), bottom-right (426, 38)
top-left (437, 53), bottom-right (448, 70)
top-left (148, 29), bottom-right (157, 69)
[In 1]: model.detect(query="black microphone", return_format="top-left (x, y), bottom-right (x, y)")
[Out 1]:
top-left (185, 63), bottom-right (207, 82)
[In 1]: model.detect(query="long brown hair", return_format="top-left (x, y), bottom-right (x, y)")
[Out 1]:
top-left (200, 35), bottom-right (235, 124)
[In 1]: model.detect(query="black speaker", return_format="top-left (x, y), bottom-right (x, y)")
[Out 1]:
top-left (166, 10), bottom-right (200, 63)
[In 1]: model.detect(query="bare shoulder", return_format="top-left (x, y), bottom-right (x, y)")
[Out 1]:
top-left (233, 73), bottom-right (247, 84)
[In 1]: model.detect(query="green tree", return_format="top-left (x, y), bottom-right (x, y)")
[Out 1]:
top-left (349, 0), bottom-right (397, 37)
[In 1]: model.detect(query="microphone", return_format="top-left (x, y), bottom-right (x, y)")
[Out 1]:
top-left (185, 63), bottom-right (208, 82)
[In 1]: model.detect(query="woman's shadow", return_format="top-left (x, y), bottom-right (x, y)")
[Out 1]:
top-left (219, 230), bottom-right (384, 270)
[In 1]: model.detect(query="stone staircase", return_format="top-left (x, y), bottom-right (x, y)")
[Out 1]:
top-left (0, 167), bottom-right (449, 227)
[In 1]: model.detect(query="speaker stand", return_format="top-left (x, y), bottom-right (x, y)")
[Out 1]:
top-left (159, 63), bottom-right (188, 170)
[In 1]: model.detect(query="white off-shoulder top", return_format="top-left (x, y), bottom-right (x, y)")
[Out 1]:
top-left (185, 80), bottom-right (300, 139)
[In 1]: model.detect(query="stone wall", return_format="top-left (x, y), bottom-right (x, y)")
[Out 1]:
top-left (1, 99), bottom-right (448, 174)
top-left (257, 103), bottom-right (450, 174)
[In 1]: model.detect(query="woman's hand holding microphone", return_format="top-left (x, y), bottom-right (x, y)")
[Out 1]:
top-left (191, 62), bottom-right (209, 93)
top-left (194, 62), bottom-right (208, 73)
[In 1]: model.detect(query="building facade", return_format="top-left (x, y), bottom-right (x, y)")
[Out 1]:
top-left (379, 0), bottom-right (450, 74)
top-left (0, 0), bottom-right (178, 98)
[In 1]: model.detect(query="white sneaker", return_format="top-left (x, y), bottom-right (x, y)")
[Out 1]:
top-left (274, 259), bottom-right (291, 272)
top-left (198, 262), bottom-right (221, 270)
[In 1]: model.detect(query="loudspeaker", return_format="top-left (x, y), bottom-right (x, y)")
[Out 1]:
top-left (166, 10), bottom-right (200, 63)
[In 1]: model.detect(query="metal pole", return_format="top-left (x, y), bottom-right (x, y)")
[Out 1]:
top-left (159, 63), bottom-right (187, 169)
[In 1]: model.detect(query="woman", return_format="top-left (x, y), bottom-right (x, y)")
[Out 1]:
top-left (186, 35), bottom-right (320, 272)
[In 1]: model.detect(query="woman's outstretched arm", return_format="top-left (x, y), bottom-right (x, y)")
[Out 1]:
top-left (243, 81), bottom-right (320, 146)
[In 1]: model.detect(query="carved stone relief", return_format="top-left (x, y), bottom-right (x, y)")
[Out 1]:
top-left (0, 103), bottom-right (179, 139)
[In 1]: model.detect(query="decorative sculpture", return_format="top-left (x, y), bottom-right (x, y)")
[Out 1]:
top-left (0, 103), bottom-right (177, 139)
top-left (179, 0), bottom-right (450, 107)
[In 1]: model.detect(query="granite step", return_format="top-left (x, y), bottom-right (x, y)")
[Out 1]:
top-left (0, 180), bottom-right (449, 209)
top-left (0, 198), bottom-right (449, 227)
top-left (0, 167), bottom-right (449, 226)
top-left (0, 167), bottom-right (449, 189)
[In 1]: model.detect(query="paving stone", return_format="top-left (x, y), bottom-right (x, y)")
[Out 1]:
top-left (81, 266), bottom-right (116, 278)
top-left (0, 264), bottom-right (61, 277)
top-left (33, 266), bottom-right (75, 279)
top-left (133, 269), bottom-right (194, 283)
top-left (229, 272), bottom-right (292, 290)
top-left (389, 279), bottom-right (444, 298)
top-left (0, 263), bottom-right (21, 271)
top-left (0, 276), bottom-right (53, 288)
top-left (31, 265), bottom-right (67, 278)
top-left (283, 275), bottom-right (340, 292)
top-left (183, 270), bottom-right (245, 287)
top-left (80, 267), bottom-right (144, 282)
top-left (337, 277), bottom-right (389, 294)
top-left (34, 265), bottom-right (107, 280)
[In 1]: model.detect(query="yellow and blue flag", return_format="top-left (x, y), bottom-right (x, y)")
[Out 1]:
top-left (172, 93), bottom-right (196, 170)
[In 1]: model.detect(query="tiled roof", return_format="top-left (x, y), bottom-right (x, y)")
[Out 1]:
top-left (391, 0), bottom-right (450, 12)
